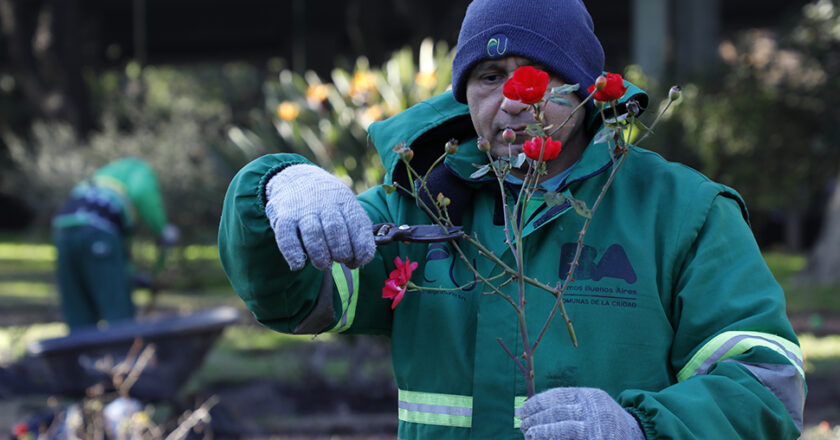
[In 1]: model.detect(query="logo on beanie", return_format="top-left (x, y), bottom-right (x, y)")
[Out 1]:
top-left (486, 34), bottom-right (509, 58)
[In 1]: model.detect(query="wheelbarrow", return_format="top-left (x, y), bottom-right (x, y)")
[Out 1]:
top-left (26, 306), bottom-right (240, 401)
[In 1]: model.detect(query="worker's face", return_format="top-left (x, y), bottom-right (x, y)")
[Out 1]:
top-left (466, 56), bottom-right (586, 167)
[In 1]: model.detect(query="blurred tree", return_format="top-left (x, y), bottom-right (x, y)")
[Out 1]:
top-left (794, 0), bottom-right (840, 283)
top-left (0, 0), bottom-right (96, 135)
top-left (656, 0), bottom-right (840, 254)
top-left (3, 62), bottom-right (256, 242)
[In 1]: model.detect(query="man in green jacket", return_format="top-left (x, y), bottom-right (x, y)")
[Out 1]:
top-left (219, 0), bottom-right (805, 438)
top-left (53, 157), bottom-right (179, 329)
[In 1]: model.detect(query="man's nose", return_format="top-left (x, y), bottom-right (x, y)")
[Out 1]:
top-left (500, 96), bottom-right (528, 115)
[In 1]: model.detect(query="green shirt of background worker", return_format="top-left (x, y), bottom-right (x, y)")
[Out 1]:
top-left (219, 0), bottom-right (805, 438)
top-left (52, 157), bottom-right (179, 330)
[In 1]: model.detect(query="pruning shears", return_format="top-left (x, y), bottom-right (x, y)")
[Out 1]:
top-left (373, 223), bottom-right (464, 246)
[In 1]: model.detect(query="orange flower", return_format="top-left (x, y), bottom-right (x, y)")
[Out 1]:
top-left (350, 71), bottom-right (377, 99)
top-left (362, 105), bottom-right (384, 123)
top-left (414, 71), bottom-right (437, 89)
top-left (276, 101), bottom-right (300, 121)
top-left (305, 84), bottom-right (329, 103)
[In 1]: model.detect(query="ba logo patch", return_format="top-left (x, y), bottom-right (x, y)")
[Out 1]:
top-left (486, 34), bottom-right (509, 58)
top-left (558, 243), bottom-right (637, 284)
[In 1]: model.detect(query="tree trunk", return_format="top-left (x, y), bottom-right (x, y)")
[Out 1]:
top-left (800, 172), bottom-right (840, 284)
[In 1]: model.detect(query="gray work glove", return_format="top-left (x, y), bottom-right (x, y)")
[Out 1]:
top-left (265, 164), bottom-right (375, 271)
top-left (159, 224), bottom-right (180, 247)
top-left (516, 387), bottom-right (645, 440)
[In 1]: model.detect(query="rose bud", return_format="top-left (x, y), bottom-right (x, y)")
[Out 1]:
top-left (477, 137), bottom-right (491, 153)
top-left (669, 85), bottom-right (682, 101)
top-left (626, 99), bottom-right (641, 116)
top-left (594, 75), bottom-right (608, 91)
top-left (445, 138), bottom-right (459, 155)
top-left (502, 128), bottom-right (516, 143)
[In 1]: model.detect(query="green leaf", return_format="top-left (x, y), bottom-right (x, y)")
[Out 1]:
top-left (544, 190), bottom-right (568, 207)
top-left (570, 198), bottom-right (592, 219)
top-left (604, 113), bottom-right (630, 124)
top-left (550, 84), bottom-right (580, 95)
top-left (593, 126), bottom-right (616, 145)
top-left (526, 124), bottom-right (545, 137)
top-left (512, 152), bottom-right (527, 169)
top-left (492, 160), bottom-right (509, 174)
top-left (549, 96), bottom-right (572, 107)
top-left (382, 184), bottom-right (397, 194)
top-left (470, 164), bottom-right (491, 179)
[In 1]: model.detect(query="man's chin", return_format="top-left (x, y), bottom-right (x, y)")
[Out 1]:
top-left (490, 144), bottom-right (523, 159)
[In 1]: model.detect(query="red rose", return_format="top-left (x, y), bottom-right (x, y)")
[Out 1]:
top-left (13, 423), bottom-right (28, 437)
top-left (522, 137), bottom-right (562, 161)
top-left (382, 256), bottom-right (418, 309)
top-left (587, 72), bottom-right (628, 102)
top-left (503, 66), bottom-right (550, 105)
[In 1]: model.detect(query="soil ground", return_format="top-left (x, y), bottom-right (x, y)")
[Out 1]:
top-left (1, 310), bottom-right (838, 438)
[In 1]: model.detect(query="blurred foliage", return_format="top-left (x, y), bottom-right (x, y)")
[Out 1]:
top-left (2, 39), bottom-right (454, 241)
top-left (5, 1), bottom-right (840, 251)
top-left (650, 0), bottom-right (840, 224)
top-left (223, 38), bottom-right (455, 193)
top-left (764, 251), bottom-right (840, 313)
top-left (0, 323), bottom-right (66, 362)
top-left (2, 61), bottom-right (257, 244)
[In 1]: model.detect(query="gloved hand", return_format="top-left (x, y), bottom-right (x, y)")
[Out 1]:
top-left (160, 224), bottom-right (180, 247)
top-left (265, 164), bottom-right (375, 271)
top-left (516, 387), bottom-right (645, 440)
top-left (131, 272), bottom-right (155, 289)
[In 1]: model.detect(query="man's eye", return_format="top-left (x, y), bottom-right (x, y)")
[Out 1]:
top-left (481, 73), bottom-right (504, 83)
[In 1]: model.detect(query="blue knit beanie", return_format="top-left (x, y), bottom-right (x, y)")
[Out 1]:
top-left (451, 0), bottom-right (605, 104)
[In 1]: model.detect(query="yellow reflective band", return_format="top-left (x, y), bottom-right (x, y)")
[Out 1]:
top-left (677, 331), bottom-right (804, 382)
top-left (92, 175), bottom-right (128, 196)
top-left (328, 263), bottom-right (359, 333)
top-left (398, 389), bottom-right (472, 428)
top-left (514, 396), bottom-right (527, 428)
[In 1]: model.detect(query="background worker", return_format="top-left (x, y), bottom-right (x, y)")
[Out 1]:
top-left (53, 157), bottom-right (179, 329)
top-left (219, 0), bottom-right (805, 438)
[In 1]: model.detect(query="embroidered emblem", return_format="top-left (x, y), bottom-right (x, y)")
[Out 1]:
top-left (486, 34), bottom-right (509, 58)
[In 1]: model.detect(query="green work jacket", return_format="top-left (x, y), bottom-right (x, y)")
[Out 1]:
top-left (219, 91), bottom-right (805, 439)
top-left (54, 157), bottom-right (168, 238)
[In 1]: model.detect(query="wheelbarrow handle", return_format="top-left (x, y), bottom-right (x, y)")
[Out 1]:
top-left (373, 223), bottom-right (464, 246)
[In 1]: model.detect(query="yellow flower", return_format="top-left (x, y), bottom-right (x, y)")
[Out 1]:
top-left (132, 411), bottom-right (151, 425)
top-left (276, 101), bottom-right (300, 121)
top-left (350, 72), bottom-right (377, 99)
top-left (306, 84), bottom-right (329, 103)
top-left (363, 105), bottom-right (383, 122)
top-left (414, 71), bottom-right (437, 89)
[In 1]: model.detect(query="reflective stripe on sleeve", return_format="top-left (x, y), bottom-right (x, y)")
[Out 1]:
top-left (677, 331), bottom-right (804, 382)
top-left (398, 389), bottom-right (473, 428)
top-left (514, 396), bottom-right (527, 428)
top-left (328, 263), bottom-right (359, 333)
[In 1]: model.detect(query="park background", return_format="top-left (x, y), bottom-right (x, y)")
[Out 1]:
top-left (1, 0), bottom-right (840, 438)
